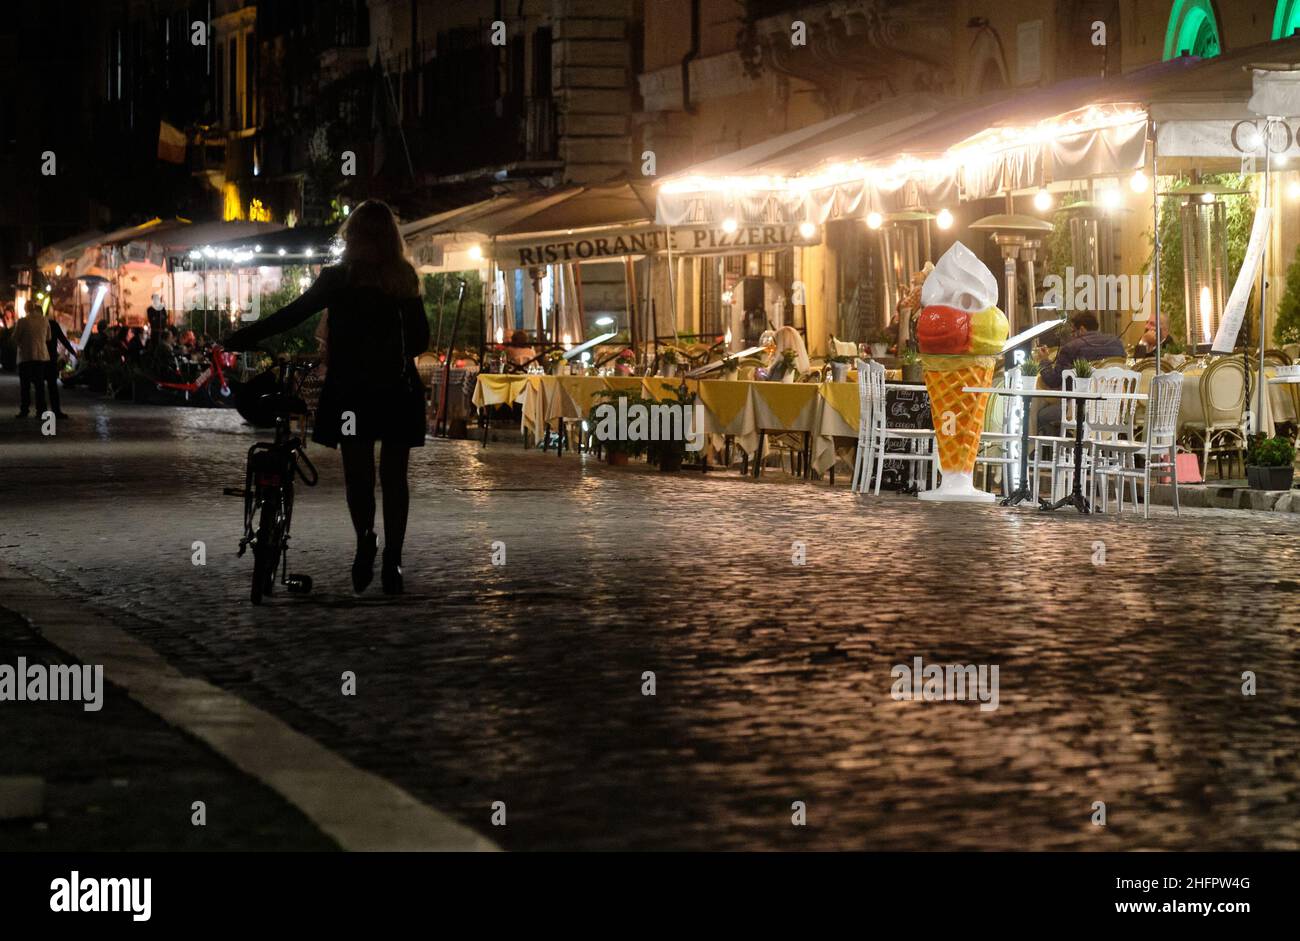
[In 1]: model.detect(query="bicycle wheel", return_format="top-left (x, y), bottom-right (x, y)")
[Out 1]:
top-left (205, 381), bottom-right (234, 408)
top-left (250, 491), bottom-right (282, 605)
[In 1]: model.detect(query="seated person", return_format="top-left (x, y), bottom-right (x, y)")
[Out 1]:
top-left (766, 325), bottom-right (811, 381)
top-left (1133, 315), bottom-right (1172, 359)
top-left (504, 329), bottom-right (536, 369)
top-left (1032, 311), bottom-right (1125, 434)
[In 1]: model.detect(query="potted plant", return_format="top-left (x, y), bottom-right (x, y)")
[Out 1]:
top-left (1245, 435), bottom-right (1296, 490)
top-left (778, 349), bottom-right (798, 383)
top-left (647, 385), bottom-right (693, 472)
top-left (899, 347), bottom-right (922, 383)
top-left (1018, 357), bottom-right (1040, 390)
top-left (869, 329), bottom-right (890, 359)
top-left (1070, 358), bottom-right (1094, 393)
top-left (545, 349), bottom-right (567, 376)
top-left (587, 390), bottom-right (646, 466)
top-left (827, 354), bottom-right (852, 383)
top-left (659, 348), bottom-right (681, 378)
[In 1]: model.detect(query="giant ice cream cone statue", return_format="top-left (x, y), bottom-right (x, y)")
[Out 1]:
top-left (914, 242), bottom-right (1009, 502)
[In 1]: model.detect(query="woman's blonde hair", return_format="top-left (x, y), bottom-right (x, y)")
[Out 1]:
top-left (337, 199), bottom-right (419, 298)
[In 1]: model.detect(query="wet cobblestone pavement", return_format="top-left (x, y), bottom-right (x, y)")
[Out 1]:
top-left (2, 377), bottom-right (1299, 850)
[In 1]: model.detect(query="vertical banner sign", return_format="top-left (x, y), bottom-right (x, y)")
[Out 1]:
top-left (1213, 207), bottom-right (1271, 353)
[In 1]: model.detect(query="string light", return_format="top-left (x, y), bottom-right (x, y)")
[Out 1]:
top-left (1033, 188), bottom-right (1053, 211)
top-left (935, 208), bottom-right (954, 230)
top-left (798, 221), bottom-right (816, 239)
top-left (1130, 170), bottom-right (1150, 193)
top-left (866, 211), bottom-right (883, 229)
top-left (722, 218), bottom-right (738, 233)
top-left (1288, 181), bottom-right (1300, 200)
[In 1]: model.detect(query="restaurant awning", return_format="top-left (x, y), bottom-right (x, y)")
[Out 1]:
top-left (403, 181), bottom-right (659, 270)
top-left (656, 33), bottom-right (1300, 225)
top-left (36, 230), bottom-right (105, 270)
top-left (198, 223), bottom-right (340, 266)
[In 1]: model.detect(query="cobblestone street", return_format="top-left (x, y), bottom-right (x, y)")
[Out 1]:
top-left (2, 376), bottom-right (1299, 851)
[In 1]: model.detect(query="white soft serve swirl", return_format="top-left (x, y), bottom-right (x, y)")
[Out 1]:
top-left (919, 241), bottom-right (998, 313)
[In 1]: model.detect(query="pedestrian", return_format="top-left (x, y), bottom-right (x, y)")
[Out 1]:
top-left (44, 312), bottom-right (77, 418)
top-left (13, 308), bottom-right (50, 418)
top-left (146, 294), bottom-right (168, 345)
top-left (223, 199), bottom-right (430, 595)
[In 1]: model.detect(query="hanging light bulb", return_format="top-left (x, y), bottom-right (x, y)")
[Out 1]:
top-left (866, 211), bottom-right (883, 229)
top-left (469, 244), bottom-right (484, 261)
top-left (721, 217), bottom-right (738, 233)
top-left (1129, 170), bottom-right (1150, 193)
top-left (1100, 187), bottom-right (1122, 210)
top-left (935, 208), bottom-right (953, 230)
top-left (798, 221), bottom-right (816, 239)
top-left (1199, 192), bottom-right (1215, 204)
top-left (1288, 181), bottom-right (1300, 200)
top-left (1033, 188), bottom-right (1052, 211)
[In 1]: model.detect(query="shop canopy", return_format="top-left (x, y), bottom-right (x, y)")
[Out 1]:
top-left (197, 223), bottom-right (340, 266)
top-left (402, 181), bottom-right (660, 270)
top-left (36, 230), bottom-right (105, 271)
top-left (656, 32), bottom-right (1300, 226)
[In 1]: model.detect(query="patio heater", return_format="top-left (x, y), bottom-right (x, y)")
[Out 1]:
top-left (879, 210), bottom-right (934, 346)
top-left (1163, 183), bottom-right (1243, 353)
top-left (1055, 200), bottom-right (1131, 336)
top-left (969, 213), bottom-right (1054, 336)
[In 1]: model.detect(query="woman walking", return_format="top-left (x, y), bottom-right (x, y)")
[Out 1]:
top-left (225, 200), bottom-right (430, 595)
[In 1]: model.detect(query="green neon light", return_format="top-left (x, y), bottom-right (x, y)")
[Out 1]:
top-left (1274, 0), bottom-right (1300, 39)
top-left (1163, 0), bottom-right (1222, 60)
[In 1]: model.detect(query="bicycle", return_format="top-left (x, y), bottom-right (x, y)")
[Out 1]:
top-left (221, 352), bottom-right (319, 604)
top-left (153, 344), bottom-right (239, 407)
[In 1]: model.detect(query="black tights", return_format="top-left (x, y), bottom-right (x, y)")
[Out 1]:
top-left (339, 439), bottom-right (411, 564)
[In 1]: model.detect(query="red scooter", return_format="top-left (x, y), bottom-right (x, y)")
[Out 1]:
top-left (154, 345), bottom-right (240, 407)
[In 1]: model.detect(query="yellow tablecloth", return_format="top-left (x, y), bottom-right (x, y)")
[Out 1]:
top-left (1139, 366), bottom-right (1295, 437)
top-left (474, 374), bottom-right (701, 442)
top-left (472, 374), bottom-right (528, 408)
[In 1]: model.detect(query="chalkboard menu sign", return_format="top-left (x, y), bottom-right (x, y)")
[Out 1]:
top-left (879, 385), bottom-right (932, 492)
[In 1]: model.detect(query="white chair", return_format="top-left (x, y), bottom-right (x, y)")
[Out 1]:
top-left (1027, 368), bottom-right (1081, 502)
top-left (1031, 367), bottom-right (1139, 503)
top-left (1080, 367), bottom-right (1142, 508)
top-left (1094, 373), bottom-right (1185, 518)
top-left (862, 361), bottom-right (938, 494)
top-left (975, 372), bottom-right (1019, 495)
top-left (851, 358), bottom-right (874, 492)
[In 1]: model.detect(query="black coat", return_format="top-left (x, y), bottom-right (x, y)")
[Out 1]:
top-left (226, 264), bottom-right (431, 448)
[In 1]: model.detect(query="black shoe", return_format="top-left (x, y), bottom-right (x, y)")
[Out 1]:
top-left (351, 531), bottom-right (377, 593)
top-left (381, 552), bottom-right (404, 596)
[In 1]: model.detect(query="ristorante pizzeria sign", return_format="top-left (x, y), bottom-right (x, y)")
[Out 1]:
top-left (491, 223), bottom-right (818, 267)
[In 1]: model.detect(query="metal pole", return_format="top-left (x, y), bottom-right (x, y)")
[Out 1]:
top-left (1151, 123), bottom-right (1162, 375)
top-left (1257, 119), bottom-right (1271, 434)
top-left (664, 225), bottom-right (679, 343)
top-left (435, 279), bottom-right (468, 437)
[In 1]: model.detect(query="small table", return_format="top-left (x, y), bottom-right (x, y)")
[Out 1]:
top-left (964, 386), bottom-right (1147, 513)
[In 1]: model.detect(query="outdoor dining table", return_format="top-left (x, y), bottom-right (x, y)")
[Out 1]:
top-left (964, 386), bottom-right (1147, 514)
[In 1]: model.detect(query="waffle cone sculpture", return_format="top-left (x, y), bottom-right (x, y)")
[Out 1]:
top-left (913, 242), bottom-right (1009, 502)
